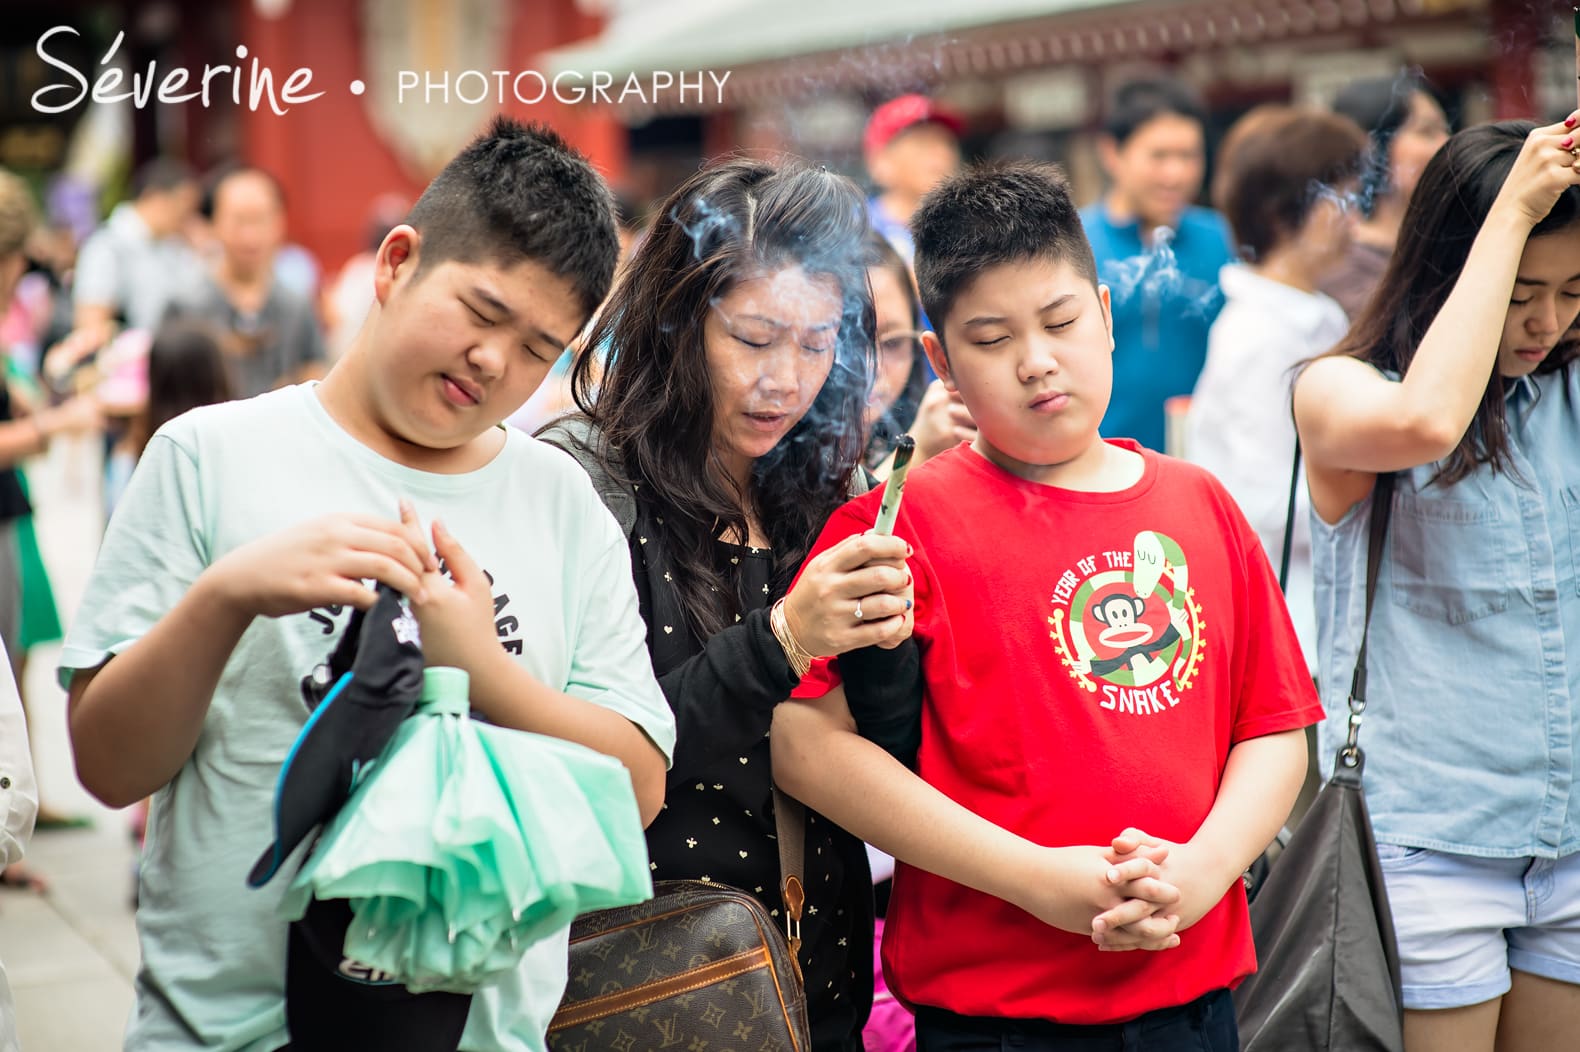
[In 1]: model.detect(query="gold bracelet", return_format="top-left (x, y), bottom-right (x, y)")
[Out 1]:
top-left (770, 598), bottom-right (814, 679)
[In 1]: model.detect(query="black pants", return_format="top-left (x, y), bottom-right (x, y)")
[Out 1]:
top-left (283, 900), bottom-right (471, 1052)
top-left (914, 989), bottom-right (1239, 1052)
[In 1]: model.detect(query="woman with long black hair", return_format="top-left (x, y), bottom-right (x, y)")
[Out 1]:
top-left (1295, 118), bottom-right (1580, 1052)
top-left (542, 158), bottom-right (913, 1051)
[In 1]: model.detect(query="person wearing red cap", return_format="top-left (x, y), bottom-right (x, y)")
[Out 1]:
top-left (865, 94), bottom-right (963, 266)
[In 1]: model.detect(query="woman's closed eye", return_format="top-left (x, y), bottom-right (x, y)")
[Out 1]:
top-left (801, 330), bottom-right (837, 354)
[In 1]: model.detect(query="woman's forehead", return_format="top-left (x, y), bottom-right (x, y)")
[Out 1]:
top-left (715, 266), bottom-right (844, 327)
top-left (1516, 233), bottom-right (1580, 284)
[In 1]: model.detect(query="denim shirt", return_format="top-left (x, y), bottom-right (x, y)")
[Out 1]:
top-left (1312, 367), bottom-right (1580, 858)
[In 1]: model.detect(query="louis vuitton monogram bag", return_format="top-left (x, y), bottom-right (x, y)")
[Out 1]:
top-left (548, 793), bottom-right (811, 1052)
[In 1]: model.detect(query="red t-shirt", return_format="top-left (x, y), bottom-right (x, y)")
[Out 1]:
top-left (794, 441), bottom-right (1321, 1025)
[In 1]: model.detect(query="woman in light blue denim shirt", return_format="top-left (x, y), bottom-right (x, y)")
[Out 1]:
top-left (1295, 120), bottom-right (1580, 1051)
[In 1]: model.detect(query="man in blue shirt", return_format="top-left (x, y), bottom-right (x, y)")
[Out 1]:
top-left (1081, 78), bottom-right (1236, 452)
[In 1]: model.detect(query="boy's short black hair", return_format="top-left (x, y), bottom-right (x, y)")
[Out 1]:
top-left (910, 161), bottom-right (1097, 338)
top-left (405, 116), bottom-right (618, 317)
top-left (1102, 77), bottom-right (1207, 145)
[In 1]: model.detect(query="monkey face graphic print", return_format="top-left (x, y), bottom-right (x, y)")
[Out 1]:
top-left (1047, 530), bottom-right (1206, 716)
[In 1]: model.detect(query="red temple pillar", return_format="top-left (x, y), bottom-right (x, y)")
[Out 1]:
top-left (1487, 0), bottom-right (1545, 120)
top-left (234, 0), bottom-right (626, 276)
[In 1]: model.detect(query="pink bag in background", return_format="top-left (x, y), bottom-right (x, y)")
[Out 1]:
top-left (862, 919), bottom-right (915, 1052)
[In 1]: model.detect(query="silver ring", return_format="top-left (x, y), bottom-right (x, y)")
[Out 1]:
top-left (854, 600), bottom-right (864, 621)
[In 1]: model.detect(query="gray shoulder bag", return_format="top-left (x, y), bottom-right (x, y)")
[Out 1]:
top-left (1233, 447), bottom-right (1404, 1051)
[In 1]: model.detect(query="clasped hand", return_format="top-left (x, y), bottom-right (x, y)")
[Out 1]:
top-left (1089, 828), bottom-right (1225, 951)
top-left (998, 840), bottom-right (1175, 953)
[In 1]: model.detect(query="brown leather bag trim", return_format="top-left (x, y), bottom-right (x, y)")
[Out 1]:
top-left (549, 947), bottom-right (771, 1031)
top-left (761, 936), bottom-right (807, 1052)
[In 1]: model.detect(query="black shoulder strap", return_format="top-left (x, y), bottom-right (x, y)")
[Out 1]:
top-left (1281, 440), bottom-right (1395, 695)
top-left (1349, 472), bottom-right (1395, 710)
top-left (1278, 438), bottom-right (1301, 593)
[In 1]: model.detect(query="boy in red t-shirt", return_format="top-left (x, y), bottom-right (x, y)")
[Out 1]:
top-left (771, 162), bottom-right (1320, 1049)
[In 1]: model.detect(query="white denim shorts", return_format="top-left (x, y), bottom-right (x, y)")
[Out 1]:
top-left (1376, 844), bottom-right (1580, 1010)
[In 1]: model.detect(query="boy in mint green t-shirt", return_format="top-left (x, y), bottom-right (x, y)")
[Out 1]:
top-left (58, 118), bottom-right (674, 1052)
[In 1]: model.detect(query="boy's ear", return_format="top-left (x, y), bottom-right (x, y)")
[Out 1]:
top-left (1097, 283), bottom-right (1115, 353)
top-left (373, 224), bottom-right (422, 306)
top-left (920, 331), bottom-right (956, 392)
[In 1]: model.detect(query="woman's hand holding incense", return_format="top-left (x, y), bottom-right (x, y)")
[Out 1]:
top-left (783, 532), bottom-right (913, 656)
top-left (1492, 114), bottom-right (1580, 230)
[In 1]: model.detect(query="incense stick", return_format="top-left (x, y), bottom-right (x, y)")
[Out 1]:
top-left (873, 435), bottom-right (915, 536)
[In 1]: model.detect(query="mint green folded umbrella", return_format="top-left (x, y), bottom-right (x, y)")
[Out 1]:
top-left (282, 667), bottom-right (652, 994)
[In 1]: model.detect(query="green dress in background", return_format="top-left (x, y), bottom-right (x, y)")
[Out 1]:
top-left (15, 470), bottom-right (62, 651)
top-left (4, 355), bottom-right (63, 652)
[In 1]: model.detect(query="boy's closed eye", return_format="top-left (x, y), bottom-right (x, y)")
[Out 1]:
top-left (960, 315), bottom-right (1002, 347)
top-left (463, 298), bottom-right (557, 362)
top-left (969, 320), bottom-right (1075, 347)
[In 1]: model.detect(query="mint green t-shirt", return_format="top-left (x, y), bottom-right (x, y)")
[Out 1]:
top-left (59, 383), bottom-right (676, 1052)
